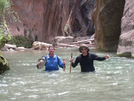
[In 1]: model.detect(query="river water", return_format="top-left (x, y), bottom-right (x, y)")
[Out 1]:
top-left (0, 48), bottom-right (134, 101)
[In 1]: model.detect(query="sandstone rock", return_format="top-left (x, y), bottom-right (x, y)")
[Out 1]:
top-left (32, 41), bottom-right (52, 50)
top-left (75, 0), bottom-right (95, 36)
top-left (117, 0), bottom-right (134, 58)
top-left (8, 0), bottom-right (80, 43)
top-left (117, 30), bottom-right (134, 57)
top-left (0, 54), bottom-right (10, 74)
top-left (53, 36), bottom-right (74, 44)
top-left (73, 36), bottom-right (90, 42)
top-left (6, 0), bottom-right (96, 43)
top-left (1, 44), bottom-right (17, 51)
top-left (92, 0), bottom-right (125, 51)
top-left (57, 43), bottom-right (78, 48)
top-left (16, 47), bottom-right (25, 51)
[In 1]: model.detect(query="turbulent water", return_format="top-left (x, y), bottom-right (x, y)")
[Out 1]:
top-left (0, 48), bottom-right (134, 101)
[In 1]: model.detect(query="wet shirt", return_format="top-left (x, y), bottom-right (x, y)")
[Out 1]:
top-left (45, 55), bottom-right (63, 71)
top-left (72, 53), bottom-right (106, 72)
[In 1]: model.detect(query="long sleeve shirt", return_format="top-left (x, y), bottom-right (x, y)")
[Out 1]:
top-left (72, 53), bottom-right (106, 72)
top-left (45, 55), bottom-right (63, 71)
top-left (37, 54), bottom-right (63, 71)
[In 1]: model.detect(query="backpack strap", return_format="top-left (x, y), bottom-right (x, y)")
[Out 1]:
top-left (57, 56), bottom-right (59, 65)
top-left (44, 56), bottom-right (47, 65)
top-left (44, 55), bottom-right (59, 65)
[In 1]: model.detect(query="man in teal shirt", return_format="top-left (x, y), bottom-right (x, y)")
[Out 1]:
top-left (37, 46), bottom-right (66, 71)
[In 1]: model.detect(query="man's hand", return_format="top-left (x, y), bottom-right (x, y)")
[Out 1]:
top-left (63, 60), bottom-right (66, 65)
top-left (105, 54), bottom-right (110, 59)
top-left (37, 62), bottom-right (41, 66)
top-left (69, 58), bottom-right (73, 62)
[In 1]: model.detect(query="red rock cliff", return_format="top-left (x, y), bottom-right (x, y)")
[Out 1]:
top-left (7, 0), bottom-right (96, 43)
top-left (8, 0), bottom-right (80, 42)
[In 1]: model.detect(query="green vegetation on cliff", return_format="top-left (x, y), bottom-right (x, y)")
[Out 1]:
top-left (7, 34), bottom-right (33, 48)
top-left (0, 0), bottom-right (11, 48)
top-left (0, 0), bottom-right (19, 49)
top-left (0, 0), bottom-right (16, 73)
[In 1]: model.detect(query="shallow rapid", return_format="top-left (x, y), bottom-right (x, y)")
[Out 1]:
top-left (0, 48), bottom-right (134, 101)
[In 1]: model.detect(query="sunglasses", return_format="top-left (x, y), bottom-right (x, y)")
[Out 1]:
top-left (49, 49), bottom-right (54, 50)
top-left (81, 49), bottom-right (87, 51)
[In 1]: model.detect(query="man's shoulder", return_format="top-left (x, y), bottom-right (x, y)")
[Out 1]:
top-left (42, 56), bottom-right (47, 59)
top-left (88, 52), bottom-right (95, 55)
top-left (44, 55), bottom-right (49, 59)
top-left (53, 55), bottom-right (60, 60)
top-left (77, 54), bottom-right (82, 58)
top-left (54, 54), bottom-right (58, 58)
top-left (88, 52), bottom-right (98, 58)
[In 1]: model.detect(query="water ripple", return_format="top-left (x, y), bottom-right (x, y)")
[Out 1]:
top-left (0, 50), bottom-right (134, 101)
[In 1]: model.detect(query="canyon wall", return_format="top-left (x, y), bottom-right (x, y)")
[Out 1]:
top-left (7, 0), bottom-right (95, 43)
top-left (6, 0), bottom-right (134, 57)
top-left (8, 0), bottom-right (78, 42)
top-left (117, 0), bottom-right (134, 57)
top-left (92, 0), bottom-right (125, 51)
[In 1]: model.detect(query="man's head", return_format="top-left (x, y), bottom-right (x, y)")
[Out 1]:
top-left (79, 44), bottom-right (89, 56)
top-left (48, 46), bottom-right (55, 57)
top-left (48, 45), bottom-right (55, 49)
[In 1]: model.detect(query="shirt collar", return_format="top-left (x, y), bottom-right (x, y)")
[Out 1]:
top-left (48, 54), bottom-right (56, 59)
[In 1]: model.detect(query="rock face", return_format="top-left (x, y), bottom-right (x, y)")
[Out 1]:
top-left (74, 0), bottom-right (96, 36)
top-left (117, 0), bottom-right (134, 58)
top-left (0, 54), bottom-right (10, 74)
top-left (92, 0), bottom-right (125, 51)
top-left (8, 0), bottom-right (79, 42)
top-left (7, 0), bottom-right (95, 43)
top-left (7, 0), bottom-right (134, 58)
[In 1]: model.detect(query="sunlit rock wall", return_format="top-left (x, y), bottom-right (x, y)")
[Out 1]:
top-left (7, 0), bottom-right (79, 42)
top-left (117, 0), bottom-right (134, 58)
top-left (6, 0), bottom-right (95, 43)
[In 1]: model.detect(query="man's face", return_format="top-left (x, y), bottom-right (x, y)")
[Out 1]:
top-left (81, 48), bottom-right (88, 56)
top-left (48, 47), bottom-right (55, 54)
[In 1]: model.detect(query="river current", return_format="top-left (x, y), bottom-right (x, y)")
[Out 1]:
top-left (0, 48), bottom-right (134, 101)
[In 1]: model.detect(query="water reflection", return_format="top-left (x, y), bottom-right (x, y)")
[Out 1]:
top-left (0, 48), bottom-right (134, 101)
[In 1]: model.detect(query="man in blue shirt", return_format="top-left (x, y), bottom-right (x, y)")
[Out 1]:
top-left (37, 46), bottom-right (66, 71)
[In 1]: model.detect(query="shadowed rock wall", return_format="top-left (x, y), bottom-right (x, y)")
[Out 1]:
top-left (92, 0), bottom-right (125, 51)
top-left (73, 0), bottom-right (96, 36)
